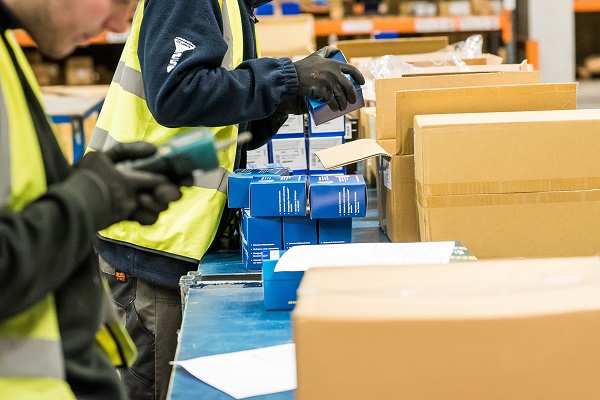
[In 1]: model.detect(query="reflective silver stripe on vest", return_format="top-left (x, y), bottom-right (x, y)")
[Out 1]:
top-left (193, 167), bottom-right (229, 194)
top-left (0, 336), bottom-right (64, 379)
top-left (113, 61), bottom-right (146, 100)
top-left (0, 81), bottom-right (11, 208)
top-left (87, 126), bottom-right (120, 152)
top-left (221, 0), bottom-right (235, 70)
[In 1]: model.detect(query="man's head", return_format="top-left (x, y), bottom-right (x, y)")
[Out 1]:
top-left (3, 0), bottom-right (137, 59)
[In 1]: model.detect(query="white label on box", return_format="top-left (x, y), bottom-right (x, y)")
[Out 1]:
top-left (341, 20), bottom-right (373, 34)
top-left (368, 114), bottom-right (376, 140)
top-left (271, 138), bottom-right (307, 171)
top-left (382, 157), bottom-right (391, 190)
top-left (414, 17), bottom-right (455, 32)
top-left (277, 114), bottom-right (304, 135)
top-left (344, 120), bottom-right (353, 140)
top-left (310, 115), bottom-right (345, 135)
top-left (246, 144), bottom-right (269, 168)
top-left (308, 136), bottom-right (344, 170)
top-left (459, 16), bottom-right (500, 31)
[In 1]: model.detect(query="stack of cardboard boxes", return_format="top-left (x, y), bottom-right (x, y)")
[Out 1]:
top-left (293, 37), bottom-right (600, 398)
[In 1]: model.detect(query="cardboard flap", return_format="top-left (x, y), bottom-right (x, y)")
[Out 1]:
top-left (315, 139), bottom-right (389, 170)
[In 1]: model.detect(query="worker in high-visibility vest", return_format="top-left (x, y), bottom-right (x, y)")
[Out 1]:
top-left (0, 0), bottom-right (187, 399)
top-left (86, 0), bottom-right (365, 397)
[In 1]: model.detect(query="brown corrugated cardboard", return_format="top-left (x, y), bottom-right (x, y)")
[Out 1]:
top-left (414, 109), bottom-right (600, 258)
top-left (398, 52), bottom-right (504, 67)
top-left (254, 14), bottom-right (315, 57)
top-left (335, 37), bottom-right (449, 60)
top-left (378, 152), bottom-right (419, 242)
top-left (294, 257), bottom-right (600, 400)
top-left (395, 82), bottom-right (578, 155)
top-left (375, 71), bottom-right (541, 144)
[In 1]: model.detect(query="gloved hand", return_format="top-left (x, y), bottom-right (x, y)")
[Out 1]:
top-left (293, 46), bottom-right (365, 112)
top-left (276, 96), bottom-right (308, 115)
top-left (75, 142), bottom-right (183, 229)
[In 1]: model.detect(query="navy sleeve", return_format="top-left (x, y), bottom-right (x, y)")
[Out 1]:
top-left (138, 0), bottom-right (299, 128)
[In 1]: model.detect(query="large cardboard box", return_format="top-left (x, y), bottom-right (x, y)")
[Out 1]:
top-left (375, 70), bottom-right (541, 145)
top-left (394, 82), bottom-right (578, 155)
top-left (317, 82), bottom-right (577, 243)
top-left (335, 37), bottom-right (449, 60)
top-left (294, 256), bottom-right (600, 400)
top-left (415, 109), bottom-right (600, 259)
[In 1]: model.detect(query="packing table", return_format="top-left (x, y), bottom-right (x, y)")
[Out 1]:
top-left (167, 189), bottom-right (474, 399)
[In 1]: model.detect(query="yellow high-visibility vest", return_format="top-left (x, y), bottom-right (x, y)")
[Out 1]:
top-left (88, 0), bottom-right (244, 262)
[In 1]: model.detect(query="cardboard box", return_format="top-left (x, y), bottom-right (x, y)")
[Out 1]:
top-left (305, 52), bottom-right (364, 125)
top-left (438, 0), bottom-right (471, 15)
top-left (254, 14), bottom-right (315, 57)
top-left (283, 217), bottom-right (318, 249)
top-left (294, 256), bottom-right (600, 400)
top-left (357, 107), bottom-right (378, 184)
top-left (414, 109), bottom-right (600, 259)
top-left (377, 152), bottom-right (420, 242)
top-left (398, 52), bottom-right (504, 67)
top-left (317, 218), bottom-right (352, 244)
top-left (227, 167), bottom-right (291, 209)
top-left (240, 210), bottom-right (282, 270)
top-left (394, 82), bottom-right (578, 155)
top-left (249, 175), bottom-right (308, 217)
top-left (308, 175), bottom-right (367, 219)
top-left (262, 250), bottom-right (304, 311)
top-left (375, 70), bottom-right (541, 145)
top-left (335, 37), bottom-right (448, 60)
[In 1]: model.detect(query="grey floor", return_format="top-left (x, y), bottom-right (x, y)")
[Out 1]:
top-left (577, 79), bottom-right (600, 109)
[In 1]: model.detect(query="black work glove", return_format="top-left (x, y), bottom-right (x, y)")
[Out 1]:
top-left (293, 46), bottom-right (365, 112)
top-left (276, 96), bottom-right (308, 115)
top-left (75, 142), bottom-right (184, 229)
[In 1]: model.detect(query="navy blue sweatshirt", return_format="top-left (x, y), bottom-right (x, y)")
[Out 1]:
top-left (139, 0), bottom-right (300, 149)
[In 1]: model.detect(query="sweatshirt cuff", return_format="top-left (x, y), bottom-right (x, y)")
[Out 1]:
top-left (279, 58), bottom-right (300, 99)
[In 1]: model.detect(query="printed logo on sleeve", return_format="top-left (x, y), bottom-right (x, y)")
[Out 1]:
top-left (167, 37), bottom-right (196, 73)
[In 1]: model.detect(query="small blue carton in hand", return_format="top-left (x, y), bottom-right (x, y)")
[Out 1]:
top-left (305, 50), bottom-right (365, 126)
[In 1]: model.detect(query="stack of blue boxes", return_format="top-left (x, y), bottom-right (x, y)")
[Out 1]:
top-left (228, 170), bottom-right (367, 273)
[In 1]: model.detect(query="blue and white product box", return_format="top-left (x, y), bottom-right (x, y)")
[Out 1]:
top-left (318, 218), bottom-right (353, 244)
top-left (309, 174), bottom-right (367, 219)
top-left (262, 250), bottom-right (304, 311)
top-left (249, 175), bottom-right (308, 217)
top-left (283, 216), bottom-right (317, 249)
top-left (246, 143), bottom-right (270, 168)
top-left (308, 115), bottom-right (345, 136)
top-left (275, 114), bottom-right (305, 136)
top-left (227, 167), bottom-right (291, 209)
top-left (304, 51), bottom-right (365, 126)
top-left (240, 209), bottom-right (282, 270)
top-left (270, 137), bottom-right (308, 175)
top-left (308, 135), bottom-right (346, 175)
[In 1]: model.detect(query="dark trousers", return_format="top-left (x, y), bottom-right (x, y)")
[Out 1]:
top-left (99, 257), bottom-right (183, 400)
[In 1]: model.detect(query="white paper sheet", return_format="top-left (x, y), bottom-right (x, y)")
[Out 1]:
top-left (172, 343), bottom-right (296, 399)
top-left (274, 241), bottom-right (456, 272)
